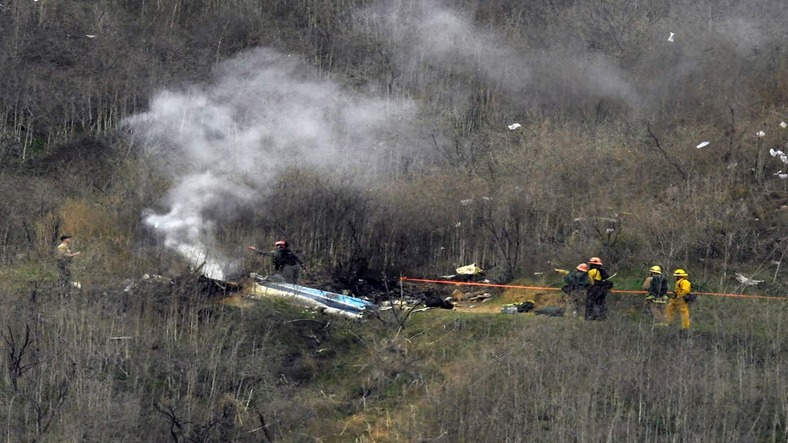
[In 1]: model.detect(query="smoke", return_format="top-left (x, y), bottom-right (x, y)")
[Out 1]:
top-left (359, 0), bottom-right (786, 119)
top-left (126, 48), bottom-right (414, 280)
top-left (358, 0), bottom-right (642, 114)
top-left (126, 2), bottom-right (784, 279)
top-left (363, 1), bottom-right (532, 89)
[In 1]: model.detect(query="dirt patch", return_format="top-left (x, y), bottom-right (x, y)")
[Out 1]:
top-left (215, 294), bottom-right (256, 308)
top-left (451, 287), bottom-right (565, 313)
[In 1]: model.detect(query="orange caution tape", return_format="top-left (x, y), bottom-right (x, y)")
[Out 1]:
top-left (399, 277), bottom-right (787, 301)
top-left (400, 277), bottom-right (556, 291)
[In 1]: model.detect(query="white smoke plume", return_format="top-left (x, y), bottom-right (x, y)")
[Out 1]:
top-left (358, 0), bottom-right (643, 112)
top-left (358, 0), bottom-right (784, 118)
top-left (126, 48), bottom-right (414, 280)
top-left (125, 1), bottom-right (784, 279)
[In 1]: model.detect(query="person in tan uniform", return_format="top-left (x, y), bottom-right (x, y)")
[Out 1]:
top-left (642, 265), bottom-right (668, 325)
top-left (56, 235), bottom-right (81, 294)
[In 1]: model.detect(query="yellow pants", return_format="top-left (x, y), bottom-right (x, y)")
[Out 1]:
top-left (665, 298), bottom-right (691, 329)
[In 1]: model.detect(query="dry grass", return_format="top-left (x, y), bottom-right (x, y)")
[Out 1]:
top-left (0, 278), bottom-right (318, 441)
top-left (0, 275), bottom-right (785, 442)
top-left (403, 299), bottom-right (788, 442)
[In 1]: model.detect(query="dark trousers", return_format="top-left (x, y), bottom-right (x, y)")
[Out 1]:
top-left (279, 265), bottom-right (300, 284)
top-left (585, 285), bottom-right (608, 320)
top-left (58, 260), bottom-right (72, 295)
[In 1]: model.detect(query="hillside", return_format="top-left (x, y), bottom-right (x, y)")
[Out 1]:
top-left (0, 0), bottom-right (786, 440)
top-left (0, 277), bottom-right (785, 441)
top-left (1, 0), bottom-right (786, 285)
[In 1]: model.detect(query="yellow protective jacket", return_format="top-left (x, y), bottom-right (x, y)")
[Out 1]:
top-left (587, 264), bottom-right (610, 285)
top-left (674, 278), bottom-right (691, 299)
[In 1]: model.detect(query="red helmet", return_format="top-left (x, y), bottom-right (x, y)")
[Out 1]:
top-left (273, 240), bottom-right (288, 248)
top-left (576, 263), bottom-right (589, 272)
top-left (589, 257), bottom-right (603, 265)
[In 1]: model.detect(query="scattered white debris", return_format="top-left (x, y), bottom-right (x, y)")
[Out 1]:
top-left (481, 196), bottom-right (493, 201)
top-left (471, 292), bottom-right (493, 302)
top-left (508, 123), bottom-right (521, 130)
top-left (460, 199), bottom-right (472, 206)
top-left (735, 273), bottom-right (764, 286)
top-left (71, 281), bottom-right (82, 288)
top-left (775, 172), bottom-right (788, 179)
top-left (142, 273), bottom-right (170, 283)
top-left (667, 32), bottom-right (675, 42)
top-left (780, 121), bottom-right (787, 129)
top-left (86, 34), bottom-right (96, 38)
top-left (456, 263), bottom-right (484, 276)
top-left (605, 228), bottom-right (615, 233)
top-left (770, 149), bottom-right (788, 163)
top-left (695, 141), bottom-right (710, 149)
top-left (756, 130), bottom-right (766, 137)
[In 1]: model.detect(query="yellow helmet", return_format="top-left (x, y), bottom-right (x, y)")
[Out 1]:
top-left (649, 265), bottom-right (662, 274)
top-left (673, 268), bottom-right (688, 277)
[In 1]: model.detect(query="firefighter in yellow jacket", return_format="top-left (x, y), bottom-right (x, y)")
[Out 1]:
top-left (666, 268), bottom-right (694, 329)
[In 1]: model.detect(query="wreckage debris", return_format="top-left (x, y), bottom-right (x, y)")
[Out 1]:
top-left (424, 294), bottom-right (454, 309)
top-left (769, 149), bottom-right (788, 164)
top-left (246, 275), bottom-right (376, 319)
top-left (501, 301), bottom-right (564, 317)
top-left (734, 273), bottom-right (764, 286)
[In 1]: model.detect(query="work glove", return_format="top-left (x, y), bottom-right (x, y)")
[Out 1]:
top-left (683, 294), bottom-right (697, 303)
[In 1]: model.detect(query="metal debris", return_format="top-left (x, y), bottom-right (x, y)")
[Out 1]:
top-left (770, 149), bottom-right (788, 163)
top-left (735, 273), bottom-right (764, 286)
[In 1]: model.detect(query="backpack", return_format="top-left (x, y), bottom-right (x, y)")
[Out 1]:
top-left (649, 275), bottom-right (668, 297)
